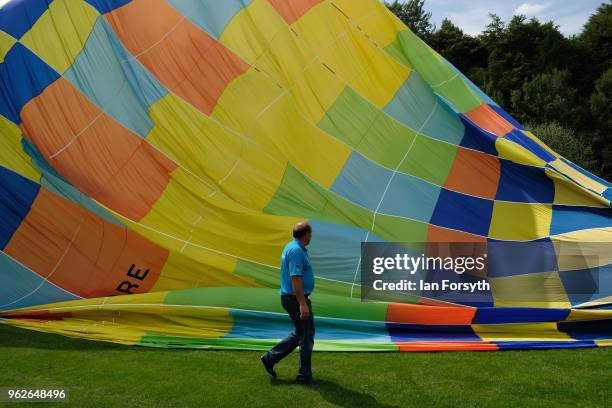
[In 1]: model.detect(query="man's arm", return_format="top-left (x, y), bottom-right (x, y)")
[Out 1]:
top-left (291, 276), bottom-right (310, 320)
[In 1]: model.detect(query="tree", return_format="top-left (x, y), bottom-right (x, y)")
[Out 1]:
top-left (590, 67), bottom-right (612, 177)
top-left (510, 69), bottom-right (578, 127)
top-left (385, 0), bottom-right (434, 38)
top-left (427, 19), bottom-right (487, 76)
top-left (529, 123), bottom-right (600, 175)
top-left (581, 3), bottom-right (612, 74)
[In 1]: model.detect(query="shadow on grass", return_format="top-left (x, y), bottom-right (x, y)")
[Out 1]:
top-left (271, 377), bottom-right (400, 408)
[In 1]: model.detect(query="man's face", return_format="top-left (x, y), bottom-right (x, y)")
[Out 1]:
top-left (302, 230), bottom-right (312, 246)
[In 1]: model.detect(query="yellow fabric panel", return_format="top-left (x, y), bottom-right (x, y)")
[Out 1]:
top-left (212, 67), bottom-right (286, 134)
top-left (148, 94), bottom-right (287, 210)
top-left (293, 1), bottom-right (409, 108)
top-left (489, 272), bottom-right (571, 308)
top-left (596, 340), bottom-right (612, 347)
top-left (0, 31), bottom-right (17, 63)
top-left (329, 0), bottom-right (406, 49)
top-left (290, 61), bottom-right (345, 124)
top-left (495, 137), bottom-right (546, 168)
top-left (153, 250), bottom-right (260, 292)
top-left (553, 241), bottom-right (612, 271)
top-left (20, 0), bottom-right (99, 73)
top-left (252, 93), bottom-right (351, 188)
top-left (220, 0), bottom-right (286, 65)
top-left (3, 318), bottom-right (143, 345)
top-left (551, 227), bottom-right (612, 243)
top-left (546, 169), bottom-right (609, 207)
top-left (548, 158), bottom-right (608, 195)
top-left (0, 115), bottom-right (41, 182)
top-left (134, 167), bottom-right (298, 267)
top-left (473, 322), bottom-right (574, 342)
top-left (489, 202), bottom-right (552, 241)
top-left (565, 308), bottom-right (612, 322)
top-left (2, 291), bottom-right (167, 314)
top-left (219, 1), bottom-right (345, 124)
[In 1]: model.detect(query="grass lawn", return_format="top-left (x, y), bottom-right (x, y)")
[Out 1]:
top-left (0, 324), bottom-right (610, 408)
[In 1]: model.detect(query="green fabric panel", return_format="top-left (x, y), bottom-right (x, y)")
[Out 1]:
top-left (373, 214), bottom-right (429, 243)
top-left (398, 137), bottom-right (458, 186)
top-left (318, 87), bottom-right (416, 169)
top-left (139, 334), bottom-right (398, 351)
top-left (164, 287), bottom-right (388, 321)
top-left (265, 163), bottom-right (429, 244)
top-left (265, 163), bottom-right (375, 229)
top-left (384, 30), bottom-right (482, 112)
top-left (165, 287), bottom-right (285, 313)
top-left (234, 259), bottom-right (354, 297)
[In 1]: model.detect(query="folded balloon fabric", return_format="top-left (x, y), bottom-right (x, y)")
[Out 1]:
top-left (0, 0), bottom-right (610, 351)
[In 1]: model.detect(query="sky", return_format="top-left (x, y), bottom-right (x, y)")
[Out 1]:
top-left (421, 0), bottom-right (605, 36)
top-left (0, 0), bottom-right (604, 36)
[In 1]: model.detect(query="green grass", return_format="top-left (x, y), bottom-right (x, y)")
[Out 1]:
top-left (0, 324), bottom-right (609, 408)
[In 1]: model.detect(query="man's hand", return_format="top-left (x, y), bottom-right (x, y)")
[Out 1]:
top-left (299, 302), bottom-right (310, 320)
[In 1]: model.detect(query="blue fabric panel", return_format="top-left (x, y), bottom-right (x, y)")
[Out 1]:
top-left (0, 0), bottom-right (51, 39)
top-left (331, 151), bottom-right (440, 223)
top-left (21, 139), bottom-right (123, 227)
top-left (331, 151), bottom-right (388, 210)
top-left (309, 220), bottom-right (384, 284)
top-left (166, 0), bottom-right (253, 40)
top-left (384, 72), bottom-right (464, 145)
top-left (604, 188), bottom-right (612, 202)
top-left (378, 172), bottom-right (441, 223)
top-left (487, 240), bottom-right (558, 277)
top-left (0, 251), bottom-right (79, 311)
top-left (0, 166), bottom-right (40, 249)
top-left (489, 104), bottom-right (524, 130)
top-left (559, 264), bottom-right (612, 306)
top-left (64, 19), bottom-right (167, 137)
top-left (473, 307), bottom-right (570, 324)
top-left (496, 160), bottom-right (554, 203)
top-left (85, 0), bottom-right (132, 14)
top-left (386, 323), bottom-right (480, 342)
top-left (550, 206), bottom-right (612, 235)
top-left (505, 129), bottom-right (556, 163)
top-left (459, 116), bottom-right (498, 156)
top-left (557, 319), bottom-right (612, 340)
top-left (495, 341), bottom-right (596, 350)
top-left (227, 310), bottom-right (391, 342)
top-left (430, 189), bottom-right (494, 237)
top-left (0, 43), bottom-right (59, 120)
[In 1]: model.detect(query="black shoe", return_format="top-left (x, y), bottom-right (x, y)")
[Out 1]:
top-left (294, 377), bottom-right (313, 386)
top-left (260, 355), bottom-right (276, 377)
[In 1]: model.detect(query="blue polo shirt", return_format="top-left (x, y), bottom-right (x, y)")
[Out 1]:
top-left (280, 238), bottom-right (314, 296)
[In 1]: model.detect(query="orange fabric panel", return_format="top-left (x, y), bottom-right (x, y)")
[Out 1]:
top-left (386, 303), bottom-right (476, 325)
top-left (465, 103), bottom-right (515, 137)
top-left (4, 189), bottom-right (168, 298)
top-left (396, 341), bottom-right (499, 352)
top-left (104, 0), bottom-right (182, 55)
top-left (20, 78), bottom-right (176, 221)
top-left (444, 147), bottom-right (500, 199)
top-left (106, 0), bottom-right (249, 115)
top-left (427, 225), bottom-right (487, 243)
top-left (267, 0), bottom-right (323, 25)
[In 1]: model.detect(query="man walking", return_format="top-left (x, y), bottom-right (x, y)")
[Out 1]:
top-left (261, 221), bottom-right (315, 385)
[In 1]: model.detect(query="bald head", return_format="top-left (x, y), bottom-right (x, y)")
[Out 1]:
top-left (293, 221), bottom-right (312, 246)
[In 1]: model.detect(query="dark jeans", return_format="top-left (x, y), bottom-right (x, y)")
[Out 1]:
top-left (264, 295), bottom-right (315, 380)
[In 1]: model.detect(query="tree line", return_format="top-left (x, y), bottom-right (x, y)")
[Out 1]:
top-left (386, 1), bottom-right (611, 180)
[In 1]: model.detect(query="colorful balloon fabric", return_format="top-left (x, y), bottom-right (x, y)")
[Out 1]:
top-left (0, 0), bottom-right (611, 351)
